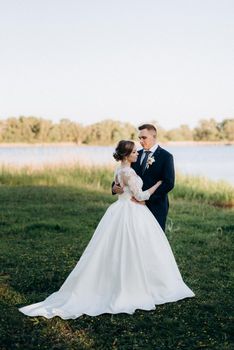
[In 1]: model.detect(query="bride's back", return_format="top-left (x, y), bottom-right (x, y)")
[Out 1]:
top-left (115, 167), bottom-right (143, 199)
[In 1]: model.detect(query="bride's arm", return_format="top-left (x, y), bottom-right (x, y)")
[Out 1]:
top-left (148, 180), bottom-right (162, 195)
top-left (122, 170), bottom-right (162, 201)
top-left (131, 180), bottom-right (162, 205)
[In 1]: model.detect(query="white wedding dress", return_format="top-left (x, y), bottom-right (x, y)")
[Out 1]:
top-left (19, 166), bottom-right (194, 319)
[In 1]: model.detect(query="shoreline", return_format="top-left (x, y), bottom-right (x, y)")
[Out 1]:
top-left (0, 141), bottom-right (233, 147)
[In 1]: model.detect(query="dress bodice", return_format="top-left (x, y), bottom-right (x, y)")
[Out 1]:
top-left (115, 166), bottom-right (150, 201)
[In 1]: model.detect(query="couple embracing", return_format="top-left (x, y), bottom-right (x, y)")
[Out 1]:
top-left (19, 124), bottom-right (194, 320)
top-left (113, 123), bottom-right (174, 232)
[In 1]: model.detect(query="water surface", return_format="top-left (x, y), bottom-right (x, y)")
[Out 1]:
top-left (0, 144), bottom-right (233, 184)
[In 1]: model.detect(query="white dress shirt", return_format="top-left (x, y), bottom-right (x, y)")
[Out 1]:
top-left (140, 144), bottom-right (158, 165)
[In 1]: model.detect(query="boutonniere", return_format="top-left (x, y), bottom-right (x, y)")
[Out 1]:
top-left (146, 156), bottom-right (155, 168)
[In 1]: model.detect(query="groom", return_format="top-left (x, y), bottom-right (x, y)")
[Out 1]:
top-left (113, 124), bottom-right (175, 232)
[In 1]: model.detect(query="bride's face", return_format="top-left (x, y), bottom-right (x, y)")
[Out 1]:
top-left (127, 146), bottom-right (139, 163)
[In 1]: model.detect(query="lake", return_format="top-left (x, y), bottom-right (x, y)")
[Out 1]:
top-left (0, 144), bottom-right (233, 185)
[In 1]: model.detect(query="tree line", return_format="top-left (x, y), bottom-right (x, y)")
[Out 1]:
top-left (0, 116), bottom-right (233, 144)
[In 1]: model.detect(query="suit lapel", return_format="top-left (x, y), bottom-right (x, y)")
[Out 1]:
top-left (142, 145), bottom-right (161, 175)
top-left (152, 145), bottom-right (161, 159)
top-left (133, 146), bottom-right (161, 176)
top-left (137, 149), bottom-right (143, 167)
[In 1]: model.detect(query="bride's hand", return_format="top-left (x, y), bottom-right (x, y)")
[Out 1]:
top-left (156, 180), bottom-right (162, 188)
top-left (131, 197), bottom-right (146, 205)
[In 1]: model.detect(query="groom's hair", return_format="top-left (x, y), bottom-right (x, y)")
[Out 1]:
top-left (138, 124), bottom-right (157, 136)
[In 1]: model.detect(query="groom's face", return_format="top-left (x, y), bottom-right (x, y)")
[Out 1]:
top-left (138, 129), bottom-right (157, 150)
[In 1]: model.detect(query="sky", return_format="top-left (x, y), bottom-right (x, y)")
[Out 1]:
top-left (0, 0), bottom-right (233, 129)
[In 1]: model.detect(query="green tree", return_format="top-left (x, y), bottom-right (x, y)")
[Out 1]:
top-left (2, 117), bottom-right (21, 142)
top-left (219, 119), bottom-right (234, 141)
top-left (36, 119), bottom-right (53, 142)
top-left (0, 120), bottom-right (6, 142)
top-left (193, 119), bottom-right (220, 141)
top-left (48, 123), bottom-right (61, 142)
top-left (70, 122), bottom-right (84, 144)
top-left (166, 124), bottom-right (193, 141)
top-left (18, 116), bottom-right (41, 142)
top-left (1, 116), bottom-right (233, 144)
top-left (83, 119), bottom-right (137, 145)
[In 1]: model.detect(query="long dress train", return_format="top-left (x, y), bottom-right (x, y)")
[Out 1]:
top-left (19, 166), bottom-right (194, 319)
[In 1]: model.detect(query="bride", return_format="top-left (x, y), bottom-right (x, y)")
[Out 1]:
top-left (19, 140), bottom-right (194, 319)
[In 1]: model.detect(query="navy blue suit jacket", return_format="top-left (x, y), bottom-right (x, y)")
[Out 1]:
top-left (131, 146), bottom-right (175, 231)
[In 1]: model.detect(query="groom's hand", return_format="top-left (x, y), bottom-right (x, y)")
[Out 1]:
top-left (113, 183), bottom-right (124, 194)
top-left (131, 197), bottom-right (146, 205)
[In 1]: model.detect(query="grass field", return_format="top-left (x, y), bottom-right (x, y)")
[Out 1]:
top-left (0, 166), bottom-right (233, 349)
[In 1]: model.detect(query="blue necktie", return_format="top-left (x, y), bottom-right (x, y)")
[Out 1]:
top-left (141, 151), bottom-right (151, 174)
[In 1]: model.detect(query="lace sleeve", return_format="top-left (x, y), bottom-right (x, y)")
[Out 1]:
top-left (122, 168), bottom-right (150, 201)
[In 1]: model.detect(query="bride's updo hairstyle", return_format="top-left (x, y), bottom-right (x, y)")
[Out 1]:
top-left (113, 140), bottom-right (135, 161)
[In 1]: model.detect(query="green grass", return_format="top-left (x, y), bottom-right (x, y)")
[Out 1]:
top-left (0, 166), bottom-right (233, 349)
top-left (0, 164), bottom-right (233, 207)
top-left (173, 173), bottom-right (234, 208)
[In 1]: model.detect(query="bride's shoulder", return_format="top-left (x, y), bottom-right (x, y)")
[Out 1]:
top-left (129, 167), bottom-right (137, 175)
top-left (116, 166), bottom-right (135, 176)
